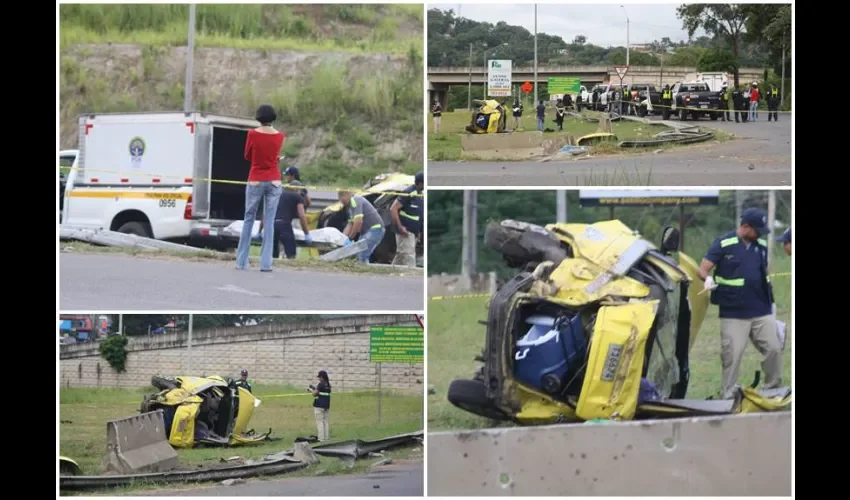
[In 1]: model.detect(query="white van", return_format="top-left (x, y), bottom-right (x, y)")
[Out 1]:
top-left (61, 112), bottom-right (262, 248)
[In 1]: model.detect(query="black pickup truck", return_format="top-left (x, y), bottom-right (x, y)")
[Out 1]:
top-left (668, 81), bottom-right (723, 121)
top-left (630, 84), bottom-right (662, 117)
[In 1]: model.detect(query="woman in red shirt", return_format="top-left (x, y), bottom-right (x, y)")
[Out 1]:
top-left (236, 104), bottom-right (285, 272)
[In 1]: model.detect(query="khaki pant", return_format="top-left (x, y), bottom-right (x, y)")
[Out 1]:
top-left (313, 407), bottom-right (329, 442)
top-left (392, 232), bottom-right (417, 267)
top-left (433, 116), bottom-right (441, 134)
top-left (720, 315), bottom-right (782, 398)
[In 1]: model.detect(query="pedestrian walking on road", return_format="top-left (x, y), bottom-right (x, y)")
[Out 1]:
top-left (767, 84), bottom-right (780, 122)
top-left (431, 99), bottom-right (442, 134)
top-left (390, 172), bottom-right (423, 267)
top-left (536, 100), bottom-right (546, 131)
top-left (748, 83), bottom-right (760, 121)
top-left (236, 104), bottom-right (284, 272)
top-left (698, 208), bottom-right (782, 399)
top-left (339, 190), bottom-right (385, 264)
top-left (310, 370), bottom-right (331, 442)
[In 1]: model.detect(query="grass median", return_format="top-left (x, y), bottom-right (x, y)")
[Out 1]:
top-left (59, 242), bottom-right (422, 277)
top-left (427, 110), bottom-right (731, 162)
top-left (59, 384), bottom-right (423, 493)
top-left (427, 255), bottom-right (792, 431)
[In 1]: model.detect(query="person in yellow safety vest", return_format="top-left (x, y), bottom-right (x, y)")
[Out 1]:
top-left (720, 83), bottom-right (731, 121)
top-left (390, 172), bottom-right (423, 267)
top-left (767, 84), bottom-right (780, 122)
top-left (622, 86), bottom-right (630, 115)
top-left (698, 208), bottom-right (782, 399)
top-left (660, 84), bottom-right (672, 119)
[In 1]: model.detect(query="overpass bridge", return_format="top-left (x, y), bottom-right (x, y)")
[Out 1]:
top-left (427, 65), bottom-right (764, 108)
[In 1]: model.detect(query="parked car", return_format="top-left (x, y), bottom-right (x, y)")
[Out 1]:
top-left (630, 83), bottom-right (662, 117)
top-left (668, 81), bottom-right (723, 121)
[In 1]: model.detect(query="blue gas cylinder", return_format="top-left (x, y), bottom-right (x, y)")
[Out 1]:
top-left (513, 314), bottom-right (585, 395)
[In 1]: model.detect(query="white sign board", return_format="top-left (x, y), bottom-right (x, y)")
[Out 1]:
top-left (487, 59), bottom-right (512, 97)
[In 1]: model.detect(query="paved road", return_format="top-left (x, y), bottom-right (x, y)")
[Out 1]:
top-left (428, 116), bottom-right (792, 187)
top-left (139, 462), bottom-right (423, 497)
top-left (59, 253), bottom-right (423, 311)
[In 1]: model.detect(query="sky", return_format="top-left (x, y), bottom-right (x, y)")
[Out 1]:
top-left (431, 3), bottom-right (707, 48)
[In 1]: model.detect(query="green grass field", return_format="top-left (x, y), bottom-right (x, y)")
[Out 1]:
top-left (427, 111), bottom-right (730, 161)
top-left (427, 254), bottom-right (792, 431)
top-left (60, 384), bottom-right (423, 478)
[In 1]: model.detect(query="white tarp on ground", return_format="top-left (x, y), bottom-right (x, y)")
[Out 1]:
top-left (223, 221), bottom-right (348, 247)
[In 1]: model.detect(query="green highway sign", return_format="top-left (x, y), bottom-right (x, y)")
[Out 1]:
top-left (547, 77), bottom-right (581, 95)
top-left (369, 326), bottom-right (423, 363)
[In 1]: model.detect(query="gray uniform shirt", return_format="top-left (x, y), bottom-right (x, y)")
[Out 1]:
top-left (347, 195), bottom-right (383, 231)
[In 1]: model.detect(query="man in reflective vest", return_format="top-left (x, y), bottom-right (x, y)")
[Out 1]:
top-left (390, 172), bottom-right (423, 267)
top-left (309, 370), bottom-right (332, 442)
top-left (660, 84), bottom-right (672, 119)
top-left (767, 84), bottom-right (780, 122)
top-left (622, 86), bottom-right (630, 115)
top-left (698, 207), bottom-right (782, 399)
top-left (719, 83), bottom-right (730, 121)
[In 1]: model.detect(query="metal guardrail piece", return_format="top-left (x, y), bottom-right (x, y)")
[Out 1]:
top-left (103, 410), bottom-right (178, 475)
top-left (60, 225), bottom-right (206, 254)
top-left (319, 239), bottom-right (369, 261)
top-left (60, 457), bottom-right (305, 490)
top-left (311, 431), bottom-right (424, 459)
top-left (427, 413), bottom-right (791, 496)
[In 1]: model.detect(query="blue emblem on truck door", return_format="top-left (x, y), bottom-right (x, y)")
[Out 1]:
top-left (129, 137), bottom-right (145, 168)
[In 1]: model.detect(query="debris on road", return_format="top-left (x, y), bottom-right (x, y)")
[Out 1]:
top-left (220, 478), bottom-right (246, 486)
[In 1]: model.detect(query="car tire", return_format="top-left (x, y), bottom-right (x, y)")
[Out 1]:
top-left (679, 109), bottom-right (688, 121)
top-left (151, 376), bottom-right (178, 391)
top-left (447, 379), bottom-right (509, 421)
top-left (710, 113), bottom-right (719, 121)
top-left (484, 220), bottom-right (568, 268)
top-left (637, 106), bottom-right (646, 118)
top-left (117, 221), bottom-right (153, 238)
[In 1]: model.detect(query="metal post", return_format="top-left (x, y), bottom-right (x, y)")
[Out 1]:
top-left (186, 314), bottom-right (194, 373)
top-left (659, 53), bottom-right (664, 87)
top-left (533, 4), bottom-right (538, 106)
top-left (377, 362), bottom-right (383, 425)
top-left (621, 5), bottom-right (630, 67)
top-left (735, 190), bottom-right (745, 224)
top-left (462, 190), bottom-right (472, 277)
top-left (780, 39), bottom-right (786, 109)
top-left (469, 191), bottom-right (478, 274)
top-left (183, 3), bottom-right (196, 112)
top-left (767, 190), bottom-right (776, 270)
top-left (556, 190), bottom-right (567, 222)
top-left (678, 205), bottom-right (686, 251)
top-left (467, 43), bottom-right (473, 111)
top-left (118, 314), bottom-right (123, 335)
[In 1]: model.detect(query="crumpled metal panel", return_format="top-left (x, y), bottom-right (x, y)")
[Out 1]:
top-left (428, 413), bottom-right (791, 496)
top-left (311, 431), bottom-right (424, 459)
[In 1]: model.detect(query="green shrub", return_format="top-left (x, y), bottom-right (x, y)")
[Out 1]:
top-left (99, 335), bottom-right (129, 373)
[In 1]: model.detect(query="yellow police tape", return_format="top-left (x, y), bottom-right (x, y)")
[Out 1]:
top-left (429, 272), bottom-right (792, 301)
top-left (72, 389), bottom-right (383, 406)
top-left (65, 166), bottom-right (423, 198)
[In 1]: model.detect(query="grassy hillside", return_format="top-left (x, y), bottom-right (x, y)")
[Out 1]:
top-left (59, 4), bottom-right (424, 186)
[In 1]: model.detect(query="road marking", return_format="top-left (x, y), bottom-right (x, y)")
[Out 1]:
top-left (216, 284), bottom-right (262, 296)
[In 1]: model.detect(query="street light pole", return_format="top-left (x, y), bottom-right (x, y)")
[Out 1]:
top-left (533, 4), bottom-right (538, 105)
top-left (621, 5), bottom-right (630, 67)
top-left (780, 36), bottom-right (786, 109)
top-left (467, 43), bottom-right (473, 111)
top-left (183, 3), bottom-right (196, 112)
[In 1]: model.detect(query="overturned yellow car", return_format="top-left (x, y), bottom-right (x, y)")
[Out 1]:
top-left (140, 375), bottom-right (271, 448)
top-left (466, 99), bottom-right (507, 134)
top-left (447, 219), bottom-right (791, 425)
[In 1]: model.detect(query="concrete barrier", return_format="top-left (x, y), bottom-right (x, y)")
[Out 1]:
top-left (428, 412), bottom-right (791, 496)
top-left (102, 410), bottom-right (178, 474)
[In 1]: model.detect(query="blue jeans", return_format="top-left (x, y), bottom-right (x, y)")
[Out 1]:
top-left (236, 181), bottom-right (281, 270)
top-left (537, 117), bottom-right (544, 131)
top-left (358, 226), bottom-right (385, 264)
top-left (749, 101), bottom-right (758, 121)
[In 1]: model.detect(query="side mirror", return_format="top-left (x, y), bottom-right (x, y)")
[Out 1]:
top-left (660, 226), bottom-right (680, 254)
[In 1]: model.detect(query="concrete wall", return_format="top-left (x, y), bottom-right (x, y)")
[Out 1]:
top-left (428, 272), bottom-right (497, 297)
top-left (59, 315), bottom-right (423, 393)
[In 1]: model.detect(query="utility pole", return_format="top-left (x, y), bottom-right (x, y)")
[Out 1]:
top-left (556, 191), bottom-right (568, 222)
top-left (533, 4), bottom-right (538, 106)
top-left (185, 314), bottom-right (194, 373)
top-left (467, 43), bottom-right (473, 111)
top-left (183, 3), bottom-right (196, 112)
top-left (118, 314), bottom-right (123, 336)
top-left (621, 5), bottom-right (630, 67)
top-left (767, 190), bottom-right (776, 270)
top-left (461, 190), bottom-right (478, 279)
top-left (735, 190), bottom-right (745, 224)
top-left (780, 36), bottom-right (786, 109)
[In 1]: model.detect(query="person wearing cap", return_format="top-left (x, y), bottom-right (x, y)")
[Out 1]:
top-left (309, 370), bottom-right (331, 442)
top-left (719, 83), bottom-right (730, 121)
top-left (390, 172), bottom-right (424, 267)
top-left (266, 180), bottom-right (311, 260)
top-left (698, 207), bottom-right (782, 399)
top-left (234, 369), bottom-right (252, 393)
top-left (777, 227), bottom-right (791, 256)
top-left (338, 189), bottom-right (385, 264)
top-left (283, 166), bottom-right (310, 208)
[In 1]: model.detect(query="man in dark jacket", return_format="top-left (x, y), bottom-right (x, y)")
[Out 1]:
top-left (309, 370), bottom-right (332, 442)
top-left (234, 369), bottom-right (252, 393)
top-left (511, 98), bottom-right (524, 130)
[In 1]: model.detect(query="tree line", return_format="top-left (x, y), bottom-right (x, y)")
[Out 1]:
top-left (428, 4), bottom-right (791, 88)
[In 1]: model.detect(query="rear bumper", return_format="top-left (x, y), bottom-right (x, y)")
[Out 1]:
top-left (188, 224), bottom-right (239, 250)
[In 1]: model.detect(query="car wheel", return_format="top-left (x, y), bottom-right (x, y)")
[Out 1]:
top-left (447, 379), bottom-right (509, 421)
top-left (151, 375), bottom-right (178, 391)
top-left (679, 109), bottom-right (688, 121)
top-left (117, 221), bottom-right (152, 238)
top-left (484, 220), bottom-right (568, 268)
top-left (710, 113), bottom-right (719, 121)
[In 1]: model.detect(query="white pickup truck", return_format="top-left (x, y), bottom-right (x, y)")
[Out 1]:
top-left (61, 111), bottom-right (263, 249)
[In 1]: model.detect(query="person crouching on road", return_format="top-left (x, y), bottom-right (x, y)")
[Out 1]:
top-left (236, 104), bottom-right (284, 272)
top-left (777, 228), bottom-right (791, 256)
top-left (283, 166), bottom-right (310, 209)
top-left (267, 180), bottom-right (311, 260)
top-left (338, 189), bottom-right (385, 264)
top-left (309, 370), bottom-right (331, 442)
top-left (698, 208), bottom-right (782, 399)
top-left (235, 369), bottom-right (252, 393)
top-left (390, 172), bottom-right (424, 267)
